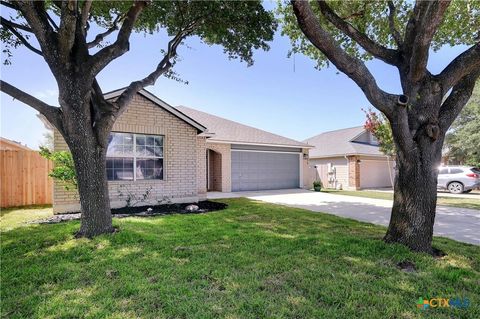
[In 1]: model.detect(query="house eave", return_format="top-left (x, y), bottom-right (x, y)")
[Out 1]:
top-left (104, 88), bottom-right (207, 134)
top-left (309, 153), bottom-right (391, 159)
top-left (206, 139), bottom-right (313, 149)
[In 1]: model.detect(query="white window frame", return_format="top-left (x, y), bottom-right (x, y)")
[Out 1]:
top-left (107, 132), bottom-right (164, 181)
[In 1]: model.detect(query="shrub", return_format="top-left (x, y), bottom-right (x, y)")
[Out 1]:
top-left (39, 146), bottom-right (77, 191)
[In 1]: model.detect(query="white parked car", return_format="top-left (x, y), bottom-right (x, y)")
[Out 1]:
top-left (437, 166), bottom-right (480, 194)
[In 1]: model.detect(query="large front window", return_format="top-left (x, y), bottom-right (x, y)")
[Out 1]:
top-left (106, 132), bottom-right (163, 181)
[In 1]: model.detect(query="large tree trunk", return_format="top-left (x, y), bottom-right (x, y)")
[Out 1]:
top-left (70, 138), bottom-right (114, 237)
top-left (384, 153), bottom-right (439, 253)
top-left (384, 96), bottom-right (445, 253)
top-left (62, 93), bottom-right (114, 238)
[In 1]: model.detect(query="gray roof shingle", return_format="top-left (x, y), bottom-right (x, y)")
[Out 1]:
top-left (177, 106), bottom-right (310, 148)
top-left (304, 126), bottom-right (385, 158)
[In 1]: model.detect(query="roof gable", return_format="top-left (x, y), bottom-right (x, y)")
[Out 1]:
top-left (104, 89), bottom-right (206, 133)
top-left (304, 126), bottom-right (384, 158)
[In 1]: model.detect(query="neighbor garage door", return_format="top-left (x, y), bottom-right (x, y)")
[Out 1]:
top-left (231, 151), bottom-right (300, 191)
top-left (360, 159), bottom-right (394, 189)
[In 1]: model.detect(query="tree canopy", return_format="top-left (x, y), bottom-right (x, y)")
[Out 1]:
top-left (1, 1), bottom-right (276, 66)
top-left (279, 0), bottom-right (479, 69)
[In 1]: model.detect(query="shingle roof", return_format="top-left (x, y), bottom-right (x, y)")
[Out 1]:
top-left (304, 126), bottom-right (385, 158)
top-left (177, 106), bottom-right (311, 148)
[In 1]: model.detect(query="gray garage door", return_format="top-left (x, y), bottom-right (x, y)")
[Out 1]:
top-left (231, 151), bottom-right (300, 191)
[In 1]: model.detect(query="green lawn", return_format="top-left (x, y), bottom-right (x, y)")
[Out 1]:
top-left (1, 199), bottom-right (479, 318)
top-left (0, 205), bottom-right (53, 231)
top-left (321, 189), bottom-right (480, 210)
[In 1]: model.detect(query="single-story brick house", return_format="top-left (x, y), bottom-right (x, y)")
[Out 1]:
top-left (53, 89), bottom-right (311, 213)
top-left (304, 126), bottom-right (395, 190)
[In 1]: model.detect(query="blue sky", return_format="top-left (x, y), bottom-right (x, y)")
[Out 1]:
top-left (0, 15), bottom-right (466, 150)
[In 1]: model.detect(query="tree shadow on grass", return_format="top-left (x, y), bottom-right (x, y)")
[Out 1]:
top-left (1, 198), bottom-right (479, 318)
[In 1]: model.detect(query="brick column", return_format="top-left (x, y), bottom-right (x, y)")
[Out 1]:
top-left (348, 156), bottom-right (360, 190)
top-left (196, 136), bottom-right (207, 199)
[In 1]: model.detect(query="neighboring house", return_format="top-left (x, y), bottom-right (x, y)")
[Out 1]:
top-left (0, 137), bottom-right (32, 151)
top-left (304, 126), bottom-right (395, 190)
top-left (53, 89), bottom-right (311, 213)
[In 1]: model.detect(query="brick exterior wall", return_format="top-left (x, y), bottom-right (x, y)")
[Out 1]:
top-left (206, 142), bottom-right (231, 192)
top-left (301, 148), bottom-right (309, 189)
top-left (208, 149), bottom-right (222, 191)
top-left (53, 94), bottom-right (204, 213)
top-left (196, 136), bottom-right (207, 199)
top-left (53, 129), bottom-right (80, 213)
top-left (348, 155), bottom-right (360, 190)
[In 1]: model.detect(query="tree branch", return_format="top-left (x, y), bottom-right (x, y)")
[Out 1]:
top-left (438, 42), bottom-right (480, 93)
top-left (438, 69), bottom-right (480, 132)
top-left (13, 1), bottom-right (59, 72)
top-left (90, 78), bottom-right (115, 115)
top-left (403, 1), bottom-right (430, 54)
top-left (81, 0), bottom-right (92, 32)
top-left (291, 0), bottom-right (397, 116)
top-left (387, 1), bottom-right (402, 47)
top-left (390, 106), bottom-right (416, 158)
top-left (406, 0), bottom-right (451, 83)
top-left (57, 0), bottom-right (78, 62)
top-left (114, 27), bottom-right (194, 113)
top-left (87, 14), bottom-right (122, 49)
top-left (0, 0), bottom-right (18, 11)
top-left (0, 18), bottom-right (43, 55)
top-left (0, 80), bottom-right (63, 133)
top-left (0, 16), bottom-right (32, 32)
top-left (341, 10), bottom-right (364, 21)
top-left (89, 1), bottom-right (147, 77)
top-left (316, 0), bottom-right (399, 66)
top-left (46, 11), bottom-right (59, 31)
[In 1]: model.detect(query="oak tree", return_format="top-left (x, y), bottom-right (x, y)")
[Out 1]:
top-left (280, 0), bottom-right (480, 253)
top-left (0, 0), bottom-right (276, 237)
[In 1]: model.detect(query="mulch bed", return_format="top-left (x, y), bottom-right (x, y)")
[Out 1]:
top-left (33, 201), bottom-right (227, 225)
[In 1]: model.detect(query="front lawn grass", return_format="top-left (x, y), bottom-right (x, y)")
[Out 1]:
top-left (0, 205), bottom-right (53, 231)
top-left (1, 198), bottom-right (479, 318)
top-left (322, 189), bottom-right (480, 210)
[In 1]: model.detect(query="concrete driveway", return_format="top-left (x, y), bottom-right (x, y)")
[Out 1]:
top-left (367, 188), bottom-right (480, 199)
top-left (208, 189), bottom-right (480, 245)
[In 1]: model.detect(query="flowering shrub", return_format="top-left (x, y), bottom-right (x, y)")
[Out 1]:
top-left (362, 108), bottom-right (395, 156)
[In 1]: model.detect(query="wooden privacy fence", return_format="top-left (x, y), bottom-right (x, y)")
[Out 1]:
top-left (0, 150), bottom-right (53, 207)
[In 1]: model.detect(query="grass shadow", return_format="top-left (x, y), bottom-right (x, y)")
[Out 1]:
top-left (1, 198), bottom-right (479, 318)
